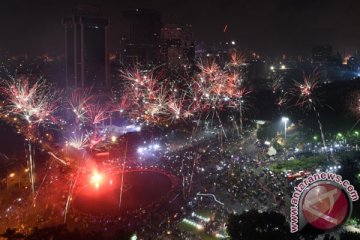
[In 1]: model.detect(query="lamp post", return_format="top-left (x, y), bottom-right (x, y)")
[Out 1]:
top-left (239, 99), bottom-right (244, 133)
top-left (282, 117), bottom-right (289, 142)
top-left (355, 131), bottom-right (359, 151)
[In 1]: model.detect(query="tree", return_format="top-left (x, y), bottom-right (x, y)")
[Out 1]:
top-left (323, 234), bottom-right (336, 240)
top-left (257, 123), bottom-right (277, 142)
top-left (340, 231), bottom-right (360, 240)
top-left (226, 210), bottom-right (323, 240)
top-left (0, 228), bottom-right (25, 240)
top-left (227, 210), bottom-right (293, 240)
top-left (3, 224), bottom-right (132, 240)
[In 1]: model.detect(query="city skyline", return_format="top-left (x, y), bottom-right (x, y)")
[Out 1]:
top-left (2, 1), bottom-right (360, 239)
top-left (1, 0), bottom-right (360, 56)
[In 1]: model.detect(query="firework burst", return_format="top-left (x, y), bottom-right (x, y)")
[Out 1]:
top-left (0, 75), bottom-right (59, 126)
top-left (227, 50), bottom-right (246, 68)
top-left (292, 69), bottom-right (321, 110)
top-left (0, 74), bottom-right (60, 195)
top-left (292, 69), bottom-right (327, 149)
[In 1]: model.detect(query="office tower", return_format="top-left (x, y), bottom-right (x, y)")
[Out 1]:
top-left (63, 5), bottom-right (109, 89)
top-left (160, 24), bottom-right (194, 66)
top-left (312, 45), bottom-right (332, 64)
top-left (120, 9), bottom-right (161, 66)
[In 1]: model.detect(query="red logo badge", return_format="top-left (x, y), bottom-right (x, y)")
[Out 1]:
top-left (301, 182), bottom-right (350, 230)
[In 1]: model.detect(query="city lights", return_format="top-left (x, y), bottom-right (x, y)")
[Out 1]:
top-left (182, 219), bottom-right (204, 230)
top-left (0, 1), bottom-right (359, 239)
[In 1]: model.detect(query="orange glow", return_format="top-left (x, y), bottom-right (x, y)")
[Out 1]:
top-left (343, 54), bottom-right (352, 65)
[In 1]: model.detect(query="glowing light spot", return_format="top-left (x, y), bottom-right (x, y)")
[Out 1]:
top-left (90, 172), bottom-right (103, 188)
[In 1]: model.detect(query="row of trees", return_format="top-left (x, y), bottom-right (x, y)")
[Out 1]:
top-left (227, 210), bottom-right (360, 240)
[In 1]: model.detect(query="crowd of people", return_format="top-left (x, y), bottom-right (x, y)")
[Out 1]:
top-left (0, 124), bottom-right (294, 239)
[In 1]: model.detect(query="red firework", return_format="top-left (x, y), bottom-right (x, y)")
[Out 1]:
top-left (292, 69), bottom-right (321, 110)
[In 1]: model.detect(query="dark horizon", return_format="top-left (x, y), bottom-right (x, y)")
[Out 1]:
top-left (1, 0), bottom-right (360, 57)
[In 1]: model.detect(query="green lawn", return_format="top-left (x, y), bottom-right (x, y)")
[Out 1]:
top-left (269, 155), bottom-right (328, 173)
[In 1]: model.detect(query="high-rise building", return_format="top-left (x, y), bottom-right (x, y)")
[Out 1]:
top-left (63, 5), bottom-right (110, 89)
top-left (312, 45), bottom-right (332, 64)
top-left (120, 9), bottom-right (161, 66)
top-left (194, 41), bottom-right (236, 62)
top-left (160, 24), bottom-right (194, 66)
top-left (348, 53), bottom-right (360, 72)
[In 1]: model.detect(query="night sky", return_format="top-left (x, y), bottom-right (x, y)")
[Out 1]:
top-left (1, 0), bottom-right (360, 56)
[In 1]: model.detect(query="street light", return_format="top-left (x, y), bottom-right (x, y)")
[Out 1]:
top-left (282, 117), bottom-right (289, 141)
top-left (337, 132), bottom-right (345, 143)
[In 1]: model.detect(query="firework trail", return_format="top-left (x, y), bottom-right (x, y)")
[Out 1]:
top-left (232, 87), bottom-right (251, 133)
top-left (86, 103), bottom-right (111, 125)
top-left (180, 158), bottom-right (188, 199)
top-left (347, 91), bottom-right (360, 130)
top-left (276, 96), bottom-right (287, 108)
top-left (118, 94), bottom-right (130, 114)
top-left (27, 141), bottom-right (35, 195)
top-left (48, 152), bottom-right (68, 166)
top-left (119, 141), bottom-right (128, 212)
top-left (313, 105), bottom-right (326, 149)
top-left (292, 69), bottom-right (326, 149)
top-left (0, 75), bottom-right (60, 195)
top-left (187, 154), bottom-right (200, 197)
top-left (64, 170), bottom-right (79, 223)
top-left (33, 159), bottom-right (54, 206)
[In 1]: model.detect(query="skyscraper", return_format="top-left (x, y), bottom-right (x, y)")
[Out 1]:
top-left (63, 5), bottom-right (109, 89)
top-left (312, 45), bottom-right (332, 64)
top-left (120, 9), bottom-right (161, 66)
top-left (160, 24), bottom-right (194, 66)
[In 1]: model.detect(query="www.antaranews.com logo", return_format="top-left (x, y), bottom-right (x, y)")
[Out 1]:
top-left (290, 172), bottom-right (359, 233)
